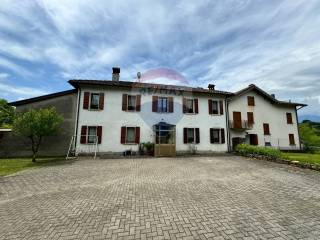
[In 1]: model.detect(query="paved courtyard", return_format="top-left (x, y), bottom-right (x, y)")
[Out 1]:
top-left (0, 155), bottom-right (320, 240)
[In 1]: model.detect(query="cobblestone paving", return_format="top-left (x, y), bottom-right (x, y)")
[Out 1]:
top-left (1, 155), bottom-right (320, 240)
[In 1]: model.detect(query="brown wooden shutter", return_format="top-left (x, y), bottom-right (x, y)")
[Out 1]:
top-left (253, 134), bottom-right (258, 145)
top-left (208, 100), bottom-right (213, 114)
top-left (135, 127), bottom-right (140, 144)
top-left (183, 98), bottom-right (187, 113)
top-left (219, 100), bottom-right (224, 115)
top-left (122, 94), bottom-right (128, 111)
top-left (99, 93), bottom-right (104, 110)
top-left (97, 126), bottom-right (102, 144)
top-left (220, 128), bottom-right (225, 143)
top-left (83, 92), bottom-right (90, 109)
top-left (289, 134), bottom-right (295, 145)
top-left (286, 113), bottom-right (293, 124)
top-left (183, 128), bottom-right (188, 143)
top-left (136, 95), bottom-right (141, 112)
top-left (263, 123), bottom-right (270, 135)
top-left (195, 128), bottom-right (200, 143)
top-left (248, 96), bottom-right (255, 106)
top-left (121, 127), bottom-right (126, 144)
top-left (247, 112), bottom-right (254, 125)
top-left (152, 96), bottom-right (158, 112)
top-left (210, 128), bottom-right (214, 143)
top-left (168, 97), bottom-right (174, 113)
top-left (80, 126), bottom-right (87, 144)
top-left (194, 99), bottom-right (199, 114)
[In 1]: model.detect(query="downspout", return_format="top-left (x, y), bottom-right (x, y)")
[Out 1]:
top-left (295, 105), bottom-right (305, 151)
top-left (74, 87), bottom-right (81, 153)
top-left (225, 97), bottom-right (231, 152)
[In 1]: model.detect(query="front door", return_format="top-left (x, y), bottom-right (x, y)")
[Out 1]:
top-left (233, 112), bottom-right (242, 129)
top-left (154, 123), bottom-right (176, 157)
top-left (249, 134), bottom-right (258, 145)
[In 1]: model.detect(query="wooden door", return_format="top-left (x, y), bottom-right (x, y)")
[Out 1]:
top-left (249, 134), bottom-right (258, 145)
top-left (233, 112), bottom-right (242, 129)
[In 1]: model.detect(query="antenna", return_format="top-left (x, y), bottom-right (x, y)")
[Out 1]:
top-left (137, 72), bottom-right (141, 82)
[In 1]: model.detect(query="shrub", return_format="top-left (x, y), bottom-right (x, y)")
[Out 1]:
top-left (235, 144), bottom-right (281, 159)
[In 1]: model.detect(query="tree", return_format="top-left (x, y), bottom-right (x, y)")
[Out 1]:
top-left (299, 121), bottom-right (320, 152)
top-left (13, 107), bottom-right (63, 162)
top-left (0, 99), bottom-right (14, 128)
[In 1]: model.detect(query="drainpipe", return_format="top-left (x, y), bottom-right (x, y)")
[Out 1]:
top-left (295, 105), bottom-right (305, 151)
top-left (225, 97), bottom-right (231, 152)
top-left (74, 88), bottom-right (81, 153)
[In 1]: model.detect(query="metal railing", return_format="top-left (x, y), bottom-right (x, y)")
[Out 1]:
top-left (229, 120), bottom-right (253, 130)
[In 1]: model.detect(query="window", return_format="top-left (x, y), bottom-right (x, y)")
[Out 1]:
top-left (127, 95), bottom-right (137, 111)
top-left (186, 99), bottom-right (194, 113)
top-left (126, 127), bottom-right (135, 144)
top-left (211, 101), bottom-right (219, 114)
top-left (263, 123), bottom-right (270, 135)
top-left (247, 112), bottom-right (254, 125)
top-left (289, 134), bottom-right (295, 145)
top-left (286, 112), bottom-right (293, 124)
top-left (157, 97), bottom-right (168, 112)
top-left (187, 128), bottom-right (195, 143)
top-left (90, 93), bottom-right (100, 110)
top-left (87, 126), bottom-right (97, 144)
top-left (247, 96), bottom-right (255, 106)
top-left (121, 126), bottom-right (140, 144)
top-left (265, 142), bottom-right (271, 146)
top-left (210, 128), bottom-right (225, 144)
top-left (183, 128), bottom-right (200, 144)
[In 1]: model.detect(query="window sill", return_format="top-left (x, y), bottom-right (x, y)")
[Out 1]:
top-left (88, 109), bottom-right (102, 111)
top-left (124, 110), bottom-right (138, 112)
top-left (210, 114), bottom-right (222, 116)
top-left (123, 143), bottom-right (138, 145)
top-left (264, 134), bottom-right (271, 136)
top-left (184, 113), bottom-right (197, 115)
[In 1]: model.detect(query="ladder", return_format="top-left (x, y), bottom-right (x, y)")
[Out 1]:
top-left (66, 135), bottom-right (77, 160)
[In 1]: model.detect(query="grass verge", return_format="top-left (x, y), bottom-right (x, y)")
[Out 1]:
top-left (282, 153), bottom-right (320, 165)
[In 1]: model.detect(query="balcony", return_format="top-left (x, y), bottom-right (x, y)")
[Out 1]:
top-left (229, 120), bottom-right (253, 130)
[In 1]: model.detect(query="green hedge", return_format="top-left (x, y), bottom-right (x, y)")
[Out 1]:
top-left (235, 144), bottom-right (282, 159)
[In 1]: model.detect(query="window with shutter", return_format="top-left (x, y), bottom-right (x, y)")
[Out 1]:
top-left (87, 126), bottom-right (97, 144)
top-left (121, 127), bottom-right (140, 144)
top-left (127, 95), bottom-right (137, 111)
top-left (184, 98), bottom-right (198, 114)
top-left (247, 112), bottom-right (254, 125)
top-left (90, 93), bottom-right (100, 110)
top-left (183, 128), bottom-right (200, 144)
top-left (286, 113), bottom-right (293, 124)
top-left (247, 96), bottom-right (255, 106)
top-left (263, 123), bottom-right (270, 135)
top-left (289, 134), bottom-right (295, 145)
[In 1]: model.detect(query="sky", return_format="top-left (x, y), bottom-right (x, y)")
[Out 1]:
top-left (0, 0), bottom-right (320, 117)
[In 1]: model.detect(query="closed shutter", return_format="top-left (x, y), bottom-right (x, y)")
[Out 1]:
top-left (152, 96), bottom-right (158, 112)
top-left (289, 134), bottom-right (295, 145)
top-left (208, 100), bottom-right (213, 114)
top-left (80, 126), bottom-right (87, 144)
top-left (194, 99), bottom-right (199, 114)
top-left (136, 95), bottom-right (141, 112)
top-left (83, 92), bottom-right (90, 109)
top-left (263, 123), bottom-right (270, 135)
top-left (195, 128), bottom-right (200, 143)
top-left (219, 100), bottom-right (224, 115)
top-left (220, 128), bottom-right (225, 143)
top-left (248, 96), bottom-right (255, 106)
top-left (286, 113), bottom-right (293, 124)
top-left (210, 128), bottom-right (214, 143)
top-left (99, 93), bottom-right (104, 110)
top-left (97, 126), bottom-right (102, 144)
top-left (183, 128), bottom-right (188, 143)
top-left (121, 127), bottom-right (126, 144)
top-left (168, 97), bottom-right (174, 113)
top-left (135, 127), bottom-right (140, 144)
top-left (247, 112), bottom-right (254, 125)
top-left (122, 94), bottom-right (128, 111)
top-left (182, 98), bottom-right (187, 113)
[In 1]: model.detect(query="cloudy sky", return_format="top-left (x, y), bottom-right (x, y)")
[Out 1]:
top-left (0, 0), bottom-right (319, 117)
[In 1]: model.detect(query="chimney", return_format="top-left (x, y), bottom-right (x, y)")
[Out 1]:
top-left (271, 94), bottom-right (275, 99)
top-left (208, 84), bottom-right (215, 90)
top-left (112, 67), bottom-right (120, 81)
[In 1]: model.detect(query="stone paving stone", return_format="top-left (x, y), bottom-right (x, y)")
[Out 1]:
top-left (0, 156), bottom-right (320, 239)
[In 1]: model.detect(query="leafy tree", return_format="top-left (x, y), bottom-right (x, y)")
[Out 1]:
top-left (13, 107), bottom-right (63, 162)
top-left (299, 121), bottom-right (320, 152)
top-left (0, 99), bottom-right (14, 128)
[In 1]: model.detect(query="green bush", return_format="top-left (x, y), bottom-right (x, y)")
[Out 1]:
top-left (235, 144), bottom-right (282, 159)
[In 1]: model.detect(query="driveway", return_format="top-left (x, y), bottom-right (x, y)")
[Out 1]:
top-left (0, 155), bottom-right (320, 240)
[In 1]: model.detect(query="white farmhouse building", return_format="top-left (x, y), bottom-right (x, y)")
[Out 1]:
top-left (227, 84), bottom-right (306, 151)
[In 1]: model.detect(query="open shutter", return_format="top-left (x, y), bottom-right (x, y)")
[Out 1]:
top-left (83, 92), bottom-right (90, 109)
top-left (121, 127), bottom-right (126, 144)
top-left (122, 94), bottom-right (128, 111)
top-left (152, 96), bottom-right (158, 112)
top-left (136, 95), bottom-right (141, 112)
top-left (208, 100), bottom-right (213, 114)
top-left (183, 98), bottom-right (187, 113)
top-left (80, 126), bottom-right (87, 144)
top-left (183, 128), bottom-right (188, 143)
top-left (219, 100), bottom-right (224, 115)
top-left (210, 128), bottom-right (214, 143)
top-left (195, 128), bottom-right (200, 143)
top-left (194, 99), bottom-right (199, 114)
top-left (168, 97), bottom-right (174, 113)
top-left (220, 129), bottom-right (225, 143)
top-left (99, 93), bottom-right (104, 110)
top-left (135, 127), bottom-right (140, 144)
top-left (97, 126), bottom-right (102, 144)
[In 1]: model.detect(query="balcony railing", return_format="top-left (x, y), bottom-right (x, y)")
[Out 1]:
top-left (229, 120), bottom-right (253, 130)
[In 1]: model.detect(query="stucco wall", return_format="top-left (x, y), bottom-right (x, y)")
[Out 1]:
top-left (228, 90), bottom-right (300, 150)
top-left (0, 92), bottom-right (77, 157)
top-left (76, 86), bottom-right (228, 155)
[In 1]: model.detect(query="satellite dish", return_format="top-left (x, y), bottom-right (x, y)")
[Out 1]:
top-left (137, 72), bottom-right (141, 82)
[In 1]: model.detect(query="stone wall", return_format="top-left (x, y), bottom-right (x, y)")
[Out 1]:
top-left (0, 92), bottom-right (77, 157)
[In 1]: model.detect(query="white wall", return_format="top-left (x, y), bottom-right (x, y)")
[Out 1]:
top-left (228, 90), bottom-right (300, 150)
top-left (76, 86), bottom-right (228, 154)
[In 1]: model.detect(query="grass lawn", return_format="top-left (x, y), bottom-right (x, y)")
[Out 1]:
top-left (282, 153), bottom-right (320, 165)
top-left (0, 158), bottom-right (69, 176)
